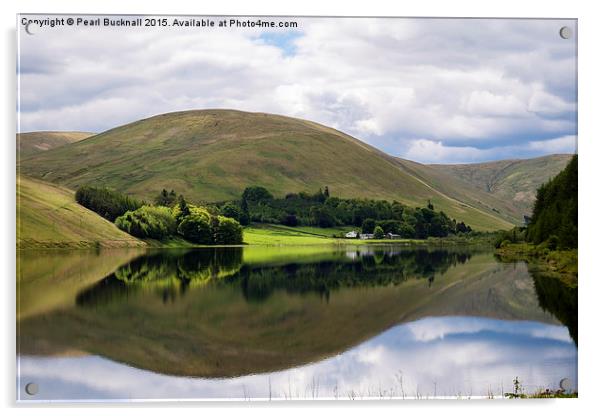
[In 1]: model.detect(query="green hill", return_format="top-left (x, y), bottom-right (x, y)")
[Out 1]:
top-left (17, 176), bottom-right (146, 249)
top-left (17, 131), bottom-right (93, 159)
top-left (429, 154), bottom-right (574, 218)
top-left (18, 110), bottom-right (515, 231)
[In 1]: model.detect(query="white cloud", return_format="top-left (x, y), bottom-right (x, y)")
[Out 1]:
top-left (404, 135), bottom-right (577, 164)
top-left (405, 139), bottom-right (485, 164)
top-left (465, 90), bottom-right (527, 117)
top-left (528, 135), bottom-right (577, 153)
top-left (528, 88), bottom-right (576, 115)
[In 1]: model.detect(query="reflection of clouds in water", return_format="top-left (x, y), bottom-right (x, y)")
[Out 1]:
top-left (405, 316), bottom-right (572, 343)
top-left (18, 317), bottom-right (577, 401)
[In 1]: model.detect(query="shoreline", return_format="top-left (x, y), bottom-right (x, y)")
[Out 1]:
top-left (495, 243), bottom-right (577, 287)
top-left (17, 234), bottom-right (493, 251)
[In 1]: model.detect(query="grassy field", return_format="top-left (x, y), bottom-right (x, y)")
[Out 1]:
top-left (17, 176), bottom-right (146, 249)
top-left (244, 224), bottom-right (351, 245)
top-left (242, 223), bottom-right (491, 248)
top-left (242, 223), bottom-right (427, 246)
top-left (17, 131), bottom-right (93, 159)
top-left (19, 109), bottom-right (517, 231)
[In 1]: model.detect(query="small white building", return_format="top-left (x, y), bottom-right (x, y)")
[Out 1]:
top-left (387, 233), bottom-right (401, 239)
top-left (360, 233), bottom-right (374, 240)
top-left (345, 230), bottom-right (358, 238)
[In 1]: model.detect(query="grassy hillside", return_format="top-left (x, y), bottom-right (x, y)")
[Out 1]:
top-left (17, 176), bottom-right (146, 249)
top-left (430, 154), bottom-right (573, 218)
top-left (17, 131), bottom-right (93, 159)
top-left (19, 110), bottom-right (513, 231)
top-left (394, 158), bottom-right (526, 224)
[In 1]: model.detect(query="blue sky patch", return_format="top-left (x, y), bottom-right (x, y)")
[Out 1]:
top-left (256, 31), bottom-right (302, 57)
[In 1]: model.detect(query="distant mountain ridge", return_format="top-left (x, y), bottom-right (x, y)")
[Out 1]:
top-left (17, 109), bottom-right (572, 231)
top-left (17, 131), bottom-right (94, 158)
top-left (429, 154), bottom-right (574, 218)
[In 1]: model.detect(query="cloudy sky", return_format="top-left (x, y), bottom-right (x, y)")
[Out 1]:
top-left (18, 16), bottom-right (577, 163)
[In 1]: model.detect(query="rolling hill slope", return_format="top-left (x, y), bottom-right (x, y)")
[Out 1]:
top-left (17, 131), bottom-right (94, 159)
top-left (17, 176), bottom-right (146, 249)
top-left (429, 154), bottom-right (574, 218)
top-left (19, 110), bottom-right (516, 231)
top-left (392, 157), bottom-right (527, 224)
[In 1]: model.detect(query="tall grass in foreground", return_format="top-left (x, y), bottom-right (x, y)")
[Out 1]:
top-left (232, 374), bottom-right (576, 400)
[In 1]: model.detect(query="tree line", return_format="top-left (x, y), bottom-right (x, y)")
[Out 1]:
top-left (75, 183), bottom-right (475, 242)
top-left (527, 154), bottom-right (577, 249)
top-left (214, 186), bottom-right (473, 239)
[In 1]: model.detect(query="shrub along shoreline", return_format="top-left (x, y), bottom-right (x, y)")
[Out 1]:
top-left (495, 243), bottom-right (577, 287)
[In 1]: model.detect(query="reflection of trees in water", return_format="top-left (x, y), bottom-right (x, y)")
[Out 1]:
top-left (236, 249), bottom-right (471, 302)
top-left (531, 271), bottom-right (577, 345)
top-left (76, 248), bottom-right (243, 307)
top-left (76, 248), bottom-right (472, 307)
top-left (76, 275), bottom-right (130, 308)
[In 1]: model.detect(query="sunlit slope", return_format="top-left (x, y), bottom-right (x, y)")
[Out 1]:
top-left (17, 176), bottom-right (146, 249)
top-left (19, 110), bottom-right (513, 231)
top-left (17, 131), bottom-right (93, 159)
top-left (429, 154), bottom-right (574, 217)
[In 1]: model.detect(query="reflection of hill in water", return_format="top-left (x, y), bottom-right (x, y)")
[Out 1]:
top-left (19, 247), bottom-right (563, 378)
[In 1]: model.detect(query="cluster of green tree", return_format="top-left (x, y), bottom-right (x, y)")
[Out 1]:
top-left (172, 198), bottom-right (243, 244)
top-left (216, 186), bottom-right (472, 239)
top-left (527, 155), bottom-right (577, 249)
top-left (75, 186), bottom-right (242, 244)
top-left (155, 189), bottom-right (178, 206)
top-left (75, 186), bottom-right (143, 221)
top-left (115, 206), bottom-right (177, 240)
top-left (493, 227), bottom-right (527, 249)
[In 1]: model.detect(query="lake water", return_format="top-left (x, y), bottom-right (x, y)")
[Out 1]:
top-left (16, 245), bottom-right (577, 401)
